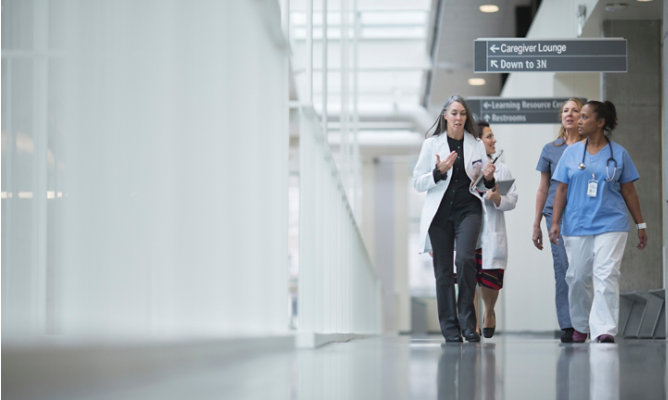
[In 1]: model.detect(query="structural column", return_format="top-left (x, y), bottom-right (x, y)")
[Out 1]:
top-left (602, 20), bottom-right (662, 292)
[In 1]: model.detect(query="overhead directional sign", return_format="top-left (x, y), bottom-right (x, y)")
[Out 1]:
top-left (474, 38), bottom-right (627, 73)
top-left (468, 97), bottom-right (585, 124)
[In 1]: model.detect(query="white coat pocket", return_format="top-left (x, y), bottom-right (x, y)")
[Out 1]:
top-left (488, 232), bottom-right (508, 266)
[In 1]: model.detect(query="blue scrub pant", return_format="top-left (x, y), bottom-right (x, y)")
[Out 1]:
top-left (545, 216), bottom-right (573, 330)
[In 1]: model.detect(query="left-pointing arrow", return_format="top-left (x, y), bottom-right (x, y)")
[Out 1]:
top-left (490, 44), bottom-right (499, 53)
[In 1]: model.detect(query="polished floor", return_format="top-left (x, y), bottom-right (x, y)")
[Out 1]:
top-left (3, 334), bottom-right (667, 399)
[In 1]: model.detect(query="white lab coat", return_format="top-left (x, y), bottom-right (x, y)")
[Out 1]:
top-left (412, 131), bottom-right (489, 253)
top-left (477, 160), bottom-right (518, 270)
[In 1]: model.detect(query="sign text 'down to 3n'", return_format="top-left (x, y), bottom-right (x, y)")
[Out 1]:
top-left (474, 38), bottom-right (627, 73)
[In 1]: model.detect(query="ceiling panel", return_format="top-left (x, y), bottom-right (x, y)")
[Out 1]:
top-left (425, 0), bottom-right (533, 112)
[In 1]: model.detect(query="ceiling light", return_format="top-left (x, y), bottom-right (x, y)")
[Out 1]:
top-left (636, 0), bottom-right (653, 2)
top-left (468, 78), bottom-right (486, 86)
top-left (605, 2), bottom-right (628, 12)
top-left (479, 5), bottom-right (500, 13)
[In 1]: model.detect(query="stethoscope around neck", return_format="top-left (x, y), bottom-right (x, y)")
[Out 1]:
top-left (578, 137), bottom-right (618, 182)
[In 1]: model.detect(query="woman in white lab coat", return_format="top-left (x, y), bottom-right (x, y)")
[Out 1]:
top-left (413, 95), bottom-right (496, 343)
top-left (473, 121), bottom-right (518, 338)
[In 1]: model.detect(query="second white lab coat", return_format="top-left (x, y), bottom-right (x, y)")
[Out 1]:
top-left (477, 160), bottom-right (518, 270)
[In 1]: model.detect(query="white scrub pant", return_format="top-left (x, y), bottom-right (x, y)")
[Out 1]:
top-left (563, 232), bottom-right (628, 339)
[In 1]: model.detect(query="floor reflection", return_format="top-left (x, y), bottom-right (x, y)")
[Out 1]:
top-left (557, 344), bottom-right (590, 399)
top-left (557, 341), bottom-right (666, 400)
top-left (426, 337), bottom-right (664, 400)
top-left (437, 343), bottom-right (499, 400)
top-left (6, 335), bottom-right (665, 399)
top-left (589, 345), bottom-right (619, 400)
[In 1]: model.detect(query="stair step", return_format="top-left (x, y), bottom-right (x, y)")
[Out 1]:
top-left (620, 289), bottom-right (666, 339)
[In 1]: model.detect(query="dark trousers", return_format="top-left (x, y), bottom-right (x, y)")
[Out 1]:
top-left (429, 212), bottom-right (482, 339)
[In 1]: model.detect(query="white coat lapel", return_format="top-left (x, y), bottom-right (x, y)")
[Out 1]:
top-left (436, 132), bottom-right (450, 158)
top-left (463, 133), bottom-right (483, 181)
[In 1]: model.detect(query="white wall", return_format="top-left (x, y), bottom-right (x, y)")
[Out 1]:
top-left (360, 156), bottom-right (412, 333)
top-left (392, 159), bottom-right (412, 333)
top-left (2, 0), bottom-right (290, 341)
top-left (494, 0), bottom-right (602, 332)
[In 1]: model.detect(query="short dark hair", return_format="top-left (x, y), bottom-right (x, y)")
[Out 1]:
top-left (476, 121), bottom-right (490, 138)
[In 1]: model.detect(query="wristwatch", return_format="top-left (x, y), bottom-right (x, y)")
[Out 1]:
top-left (636, 222), bottom-right (647, 230)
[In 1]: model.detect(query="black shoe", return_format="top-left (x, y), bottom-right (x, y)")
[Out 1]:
top-left (561, 328), bottom-right (574, 343)
top-left (596, 334), bottom-right (615, 343)
top-left (462, 329), bottom-right (480, 343)
top-left (444, 336), bottom-right (463, 343)
top-left (482, 311), bottom-right (496, 338)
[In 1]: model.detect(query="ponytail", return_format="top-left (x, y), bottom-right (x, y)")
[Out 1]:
top-left (602, 101), bottom-right (618, 131)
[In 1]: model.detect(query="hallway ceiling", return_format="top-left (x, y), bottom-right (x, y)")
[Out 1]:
top-left (424, 0), bottom-right (664, 113)
top-left (597, 0), bottom-right (662, 20)
top-left (290, 0), bottom-right (663, 158)
top-left (423, 0), bottom-right (534, 113)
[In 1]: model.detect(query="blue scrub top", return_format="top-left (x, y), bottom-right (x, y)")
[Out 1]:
top-left (536, 138), bottom-right (569, 216)
top-left (552, 139), bottom-right (639, 236)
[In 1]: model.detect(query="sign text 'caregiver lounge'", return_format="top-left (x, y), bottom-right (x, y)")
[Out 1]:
top-left (474, 38), bottom-right (627, 73)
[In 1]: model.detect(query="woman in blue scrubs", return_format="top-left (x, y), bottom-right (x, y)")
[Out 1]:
top-left (532, 97), bottom-right (583, 342)
top-left (549, 100), bottom-right (648, 343)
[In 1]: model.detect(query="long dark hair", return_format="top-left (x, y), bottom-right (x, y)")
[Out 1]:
top-left (426, 95), bottom-right (478, 138)
top-left (585, 100), bottom-right (618, 134)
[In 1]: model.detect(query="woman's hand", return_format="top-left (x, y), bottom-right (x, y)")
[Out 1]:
top-left (548, 222), bottom-right (560, 245)
top-left (485, 185), bottom-right (501, 206)
top-left (435, 151), bottom-right (458, 174)
top-left (482, 162), bottom-right (496, 180)
top-left (637, 229), bottom-right (648, 250)
top-left (620, 182), bottom-right (648, 251)
top-left (550, 183), bottom-right (568, 246)
top-left (532, 224), bottom-right (544, 250)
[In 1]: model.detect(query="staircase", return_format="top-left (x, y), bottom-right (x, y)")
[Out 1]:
top-left (619, 289), bottom-right (665, 339)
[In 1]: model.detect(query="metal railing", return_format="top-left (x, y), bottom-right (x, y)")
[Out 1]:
top-left (297, 107), bottom-right (381, 340)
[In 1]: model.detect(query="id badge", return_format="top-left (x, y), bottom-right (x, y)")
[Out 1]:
top-left (587, 175), bottom-right (598, 198)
